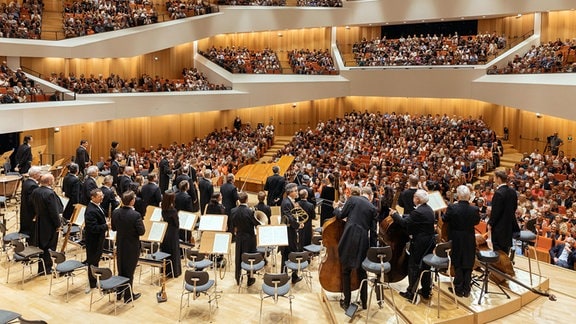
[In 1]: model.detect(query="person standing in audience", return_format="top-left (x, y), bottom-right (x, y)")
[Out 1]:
top-left (442, 185), bottom-right (480, 297)
top-left (109, 141), bottom-right (119, 162)
top-left (391, 189), bottom-right (436, 302)
top-left (31, 174), bottom-right (63, 274)
top-left (14, 135), bottom-right (33, 174)
top-left (112, 191), bottom-right (145, 303)
top-left (158, 151), bottom-right (172, 193)
top-left (198, 169), bottom-right (214, 214)
top-left (231, 192), bottom-right (259, 286)
top-left (84, 188), bottom-right (109, 292)
top-left (264, 165), bottom-right (286, 206)
top-left (335, 186), bottom-right (377, 311)
top-left (62, 163), bottom-right (81, 220)
top-left (75, 139), bottom-right (90, 176)
top-left (19, 166), bottom-right (41, 239)
top-left (160, 191), bottom-right (181, 278)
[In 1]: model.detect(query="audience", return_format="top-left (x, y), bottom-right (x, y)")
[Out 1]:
top-left (0, 0), bottom-right (43, 39)
top-left (216, 0), bottom-right (286, 6)
top-left (166, 0), bottom-right (214, 18)
top-left (288, 48), bottom-right (337, 74)
top-left (199, 46), bottom-right (282, 74)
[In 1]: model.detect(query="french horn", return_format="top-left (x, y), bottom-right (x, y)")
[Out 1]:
top-left (291, 205), bottom-right (309, 225)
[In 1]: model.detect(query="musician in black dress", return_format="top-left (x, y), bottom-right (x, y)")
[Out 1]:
top-left (205, 192), bottom-right (226, 215)
top-left (160, 191), bottom-right (181, 278)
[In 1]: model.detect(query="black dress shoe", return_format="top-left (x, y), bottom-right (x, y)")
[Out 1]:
top-left (292, 276), bottom-right (303, 284)
top-left (247, 278), bottom-right (256, 287)
top-left (418, 289), bottom-right (431, 299)
top-left (339, 299), bottom-right (349, 311)
top-left (125, 292), bottom-right (141, 303)
top-left (399, 291), bottom-right (414, 301)
top-left (116, 292), bottom-right (124, 301)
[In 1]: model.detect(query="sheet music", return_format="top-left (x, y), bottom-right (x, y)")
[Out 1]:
top-left (199, 215), bottom-right (226, 231)
top-left (150, 207), bottom-right (163, 222)
top-left (146, 222), bottom-right (167, 242)
top-left (427, 191), bottom-right (447, 212)
top-left (59, 196), bottom-right (69, 210)
top-left (75, 206), bottom-right (86, 226)
top-left (178, 211), bottom-right (197, 231)
top-left (212, 233), bottom-right (230, 254)
top-left (257, 225), bottom-right (288, 247)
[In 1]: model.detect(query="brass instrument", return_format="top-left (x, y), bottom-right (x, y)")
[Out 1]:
top-left (291, 205), bottom-right (309, 225)
top-left (254, 210), bottom-right (269, 225)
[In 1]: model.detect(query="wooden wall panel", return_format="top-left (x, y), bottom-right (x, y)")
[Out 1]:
top-left (541, 11), bottom-right (576, 43)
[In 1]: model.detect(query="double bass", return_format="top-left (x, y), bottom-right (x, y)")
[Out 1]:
top-left (377, 175), bottom-right (409, 283)
top-left (318, 173), bottom-right (360, 292)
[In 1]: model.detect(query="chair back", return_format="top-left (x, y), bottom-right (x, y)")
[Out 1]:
top-left (186, 249), bottom-right (206, 262)
top-left (263, 273), bottom-right (289, 289)
top-left (288, 251), bottom-right (310, 263)
top-left (242, 252), bottom-right (264, 265)
top-left (311, 235), bottom-right (322, 245)
top-left (185, 270), bottom-right (209, 287)
top-left (90, 265), bottom-right (112, 281)
top-left (366, 246), bottom-right (392, 264)
top-left (434, 241), bottom-right (452, 258)
top-left (49, 250), bottom-right (66, 264)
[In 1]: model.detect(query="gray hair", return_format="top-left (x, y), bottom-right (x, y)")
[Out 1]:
top-left (456, 185), bottom-right (471, 201)
top-left (28, 166), bottom-right (42, 178)
top-left (414, 189), bottom-right (429, 204)
top-left (87, 165), bottom-right (99, 176)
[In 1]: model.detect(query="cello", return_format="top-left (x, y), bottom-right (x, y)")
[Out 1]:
top-left (377, 174), bottom-right (409, 283)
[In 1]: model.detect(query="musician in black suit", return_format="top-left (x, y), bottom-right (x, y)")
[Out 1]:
top-left (221, 174), bottom-right (239, 235)
top-left (297, 189), bottom-right (316, 248)
top-left (14, 135), bottom-right (33, 174)
top-left (198, 169), bottom-right (214, 214)
top-left (112, 191), bottom-right (145, 303)
top-left (75, 139), bottom-right (90, 176)
top-left (175, 180), bottom-right (194, 212)
top-left (335, 186), bottom-right (377, 310)
top-left (110, 153), bottom-right (121, 189)
top-left (31, 174), bottom-right (63, 274)
top-left (158, 152), bottom-right (172, 193)
top-left (391, 189), bottom-right (436, 302)
top-left (19, 166), bottom-right (41, 239)
top-left (80, 166), bottom-right (99, 205)
top-left (100, 175), bottom-right (119, 217)
top-left (62, 163), bottom-right (81, 220)
top-left (118, 166), bottom-right (135, 195)
top-left (264, 165), bottom-right (286, 206)
top-left (141, 173), bottom-right (162, 209)
top-left (84, 189), bottom-right (109, 290)
top-left (297, 175), bottom-right (316, 207)
top-left (487, 170), bottom-right (519, 279)
top-left (397, 175), bottom-right (419, 214)
top-left (254, 191), bottom-right (271, 223)
top-left (280, 183), bottom-right (303, 283)
top-left (442, 185), bottom-right (480, 297)
top-left (231, 192), bottom-right (260, 285)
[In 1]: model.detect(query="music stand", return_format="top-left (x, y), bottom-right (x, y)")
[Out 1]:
top-left (199, 231), bottom-right (232, 284)
top-left (178, 211), bottom-right (199, 244)
top-left (257, 225), bottom-right (289, 270)
top-left (427, 191), bottom-right (447, 212)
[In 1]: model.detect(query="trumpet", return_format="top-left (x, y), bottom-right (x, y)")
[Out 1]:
top-left (291, 205), bottom-right (309, 225)
top-left (254, 210), bottom-right (269, 225)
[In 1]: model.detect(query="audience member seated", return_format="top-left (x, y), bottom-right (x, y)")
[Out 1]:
top-left (216, 0), bottom-right (286, 6)
top-left (166, 0), bottom-right (214, 19)
top-left (352, 32), bottom-right (505, 66)
top-left (62, 0), bottom-right (158, 38)
top-left (489, 38), bottom-right (576, 74)
top-left (288, 48), bottom-right (337, 75)
top-left (0, 0), bottom-right (43, 39)
top-left (199, 46), bottom-right (282, 74)
top-left (296, 0), bottom-right (341, 7)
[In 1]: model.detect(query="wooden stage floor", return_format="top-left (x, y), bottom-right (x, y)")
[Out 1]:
top-left (1, 204), bottom-right (574, 323)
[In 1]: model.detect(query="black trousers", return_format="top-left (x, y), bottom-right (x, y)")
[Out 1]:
top-left (341, 266), bottom-right (367, 306)
top-left (406, 258), bottom-right (431, 295)
top-left (454, 267), bottom-right (473, 295)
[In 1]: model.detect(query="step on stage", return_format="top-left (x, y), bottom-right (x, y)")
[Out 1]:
top-left (322, 267), bottom-right (549, 323)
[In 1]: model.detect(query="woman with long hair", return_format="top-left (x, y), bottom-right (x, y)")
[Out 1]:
top-left (160, 191), bottom-right (182, 278)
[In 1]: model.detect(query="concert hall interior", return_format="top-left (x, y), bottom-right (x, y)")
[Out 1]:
top-left (2, 0), bottom-right (576, 323)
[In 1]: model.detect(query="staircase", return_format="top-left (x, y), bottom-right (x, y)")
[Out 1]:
top-left (500, 142), bottom-right (524, 170)
top-left (257, 135), bottom-right (293, 163)
top-left (41, 10), bottom-right (64, 40)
